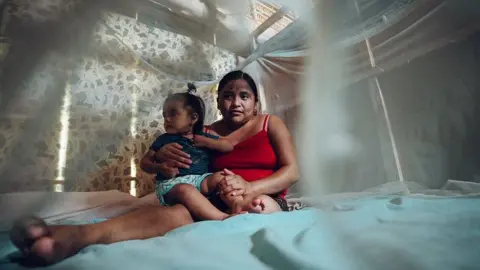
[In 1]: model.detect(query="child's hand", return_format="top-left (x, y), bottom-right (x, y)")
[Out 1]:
top-left (193, 135), bottom-right (211, 148)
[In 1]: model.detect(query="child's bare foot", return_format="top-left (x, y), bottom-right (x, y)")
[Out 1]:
top-left (244, 198), bottom-right (266, 214)
top-left (10, 217), bottom-right (88, 265)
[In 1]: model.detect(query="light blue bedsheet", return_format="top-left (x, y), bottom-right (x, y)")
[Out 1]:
top-left (1, 196), bottom-right (480, 270)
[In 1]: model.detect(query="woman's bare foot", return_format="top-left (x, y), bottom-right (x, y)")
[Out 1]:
top-left (10, 217), bottom-right (88, 265)
top-left (222, 211), bottom-right (248, 220)
top-left (225, 196), bottom-right (267, 214)
top-left (244, 198), bottom-right (266, 213)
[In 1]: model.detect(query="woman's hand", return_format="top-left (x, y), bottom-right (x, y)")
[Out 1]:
top-left (157, 161), bottom-right (180, 179)
top-left (155, 143), bottom-right (192, 169)
top-left (218, 169), bottom-right (253, 197)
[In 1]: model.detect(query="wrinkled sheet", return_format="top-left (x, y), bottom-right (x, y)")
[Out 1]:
top-left (1, 195), bottom-right (480, 270)
top-left (0, 191), bottom-right (145, 232)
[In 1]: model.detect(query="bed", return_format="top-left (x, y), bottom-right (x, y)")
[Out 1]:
top-left (1, 181), bottom-right (480, 270)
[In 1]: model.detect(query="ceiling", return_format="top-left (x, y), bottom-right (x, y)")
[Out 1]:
top-left (115, 0), bottom-right (303, 57)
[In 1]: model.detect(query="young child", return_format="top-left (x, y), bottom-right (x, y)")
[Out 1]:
top-left (149, 87), bottom-right (242, 220)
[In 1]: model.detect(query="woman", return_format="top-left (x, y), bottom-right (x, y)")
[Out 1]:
top-left (9, 71), bottom-right (298, 265)
top-left (154, 70), bottom-right (298, 213)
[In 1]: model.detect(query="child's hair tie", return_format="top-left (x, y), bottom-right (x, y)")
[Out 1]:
top-left (187, 82), bottom-right (197, 94)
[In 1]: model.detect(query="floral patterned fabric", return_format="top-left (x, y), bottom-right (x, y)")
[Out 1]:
top-left (0, 1), bottom-right (236, 196)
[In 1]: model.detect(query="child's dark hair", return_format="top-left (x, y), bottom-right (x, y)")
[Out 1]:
top-left (164, 83), bottom-right (205, 134)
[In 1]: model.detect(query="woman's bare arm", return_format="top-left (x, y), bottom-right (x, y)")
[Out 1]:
top-left (250, 115), bottom-right (299, 196)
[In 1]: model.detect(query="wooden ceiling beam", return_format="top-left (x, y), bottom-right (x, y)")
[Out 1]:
top-left (251, 6), bottom-right (288, 38)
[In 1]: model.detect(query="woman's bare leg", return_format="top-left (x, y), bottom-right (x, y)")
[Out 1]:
top-left (10, 204), bottom-right (193, 265)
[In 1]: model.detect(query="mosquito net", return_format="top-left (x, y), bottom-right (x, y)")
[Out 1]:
top-left (1, 0), bottom-right (480, 198)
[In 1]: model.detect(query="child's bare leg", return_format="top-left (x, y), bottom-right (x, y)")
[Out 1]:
top-left (165, 184), bottom-right (228, 221)
top-left (200, 172), bottom-right (224, 195)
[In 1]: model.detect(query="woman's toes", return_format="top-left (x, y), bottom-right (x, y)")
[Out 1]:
top-left (10, 217), bottom-right (50, 254)
top-left (30, 237), bottom-right (56, 264)
top-left (251, 198), bottom-right (262, 207)
top-left (258, 200), bottom-right (266, 211)
top-left (247, 206), bottom-right (263, 213)
top-left (244, 198), bottom-right (266, 213)
top-left (27, 225), bottom-right (49, 239)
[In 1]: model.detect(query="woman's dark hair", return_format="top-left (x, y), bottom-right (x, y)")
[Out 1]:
top-left (164, 83), bottom-right (205, 134)
top-left (218, 70), bottom-right (258, 102)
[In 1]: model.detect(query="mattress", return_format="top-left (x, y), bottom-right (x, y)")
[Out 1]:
top-left (1, 188), bottom-right (480, 270)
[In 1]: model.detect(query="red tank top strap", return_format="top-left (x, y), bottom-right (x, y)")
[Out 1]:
top-left (263, 115), bottom-right (270, 132)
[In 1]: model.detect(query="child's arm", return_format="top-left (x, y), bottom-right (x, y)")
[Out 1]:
top-left (194, 135), bottom-right (233, 153)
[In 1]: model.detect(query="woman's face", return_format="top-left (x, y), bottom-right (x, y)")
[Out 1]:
top-left (218, 79), bottom-right (257, 126)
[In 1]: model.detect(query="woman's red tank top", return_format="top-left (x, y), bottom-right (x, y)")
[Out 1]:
top-left (210, 115), bottom-right (287, 198)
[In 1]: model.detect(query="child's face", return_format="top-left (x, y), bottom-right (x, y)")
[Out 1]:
top-left (163, 100), bottom-right (196, 134)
